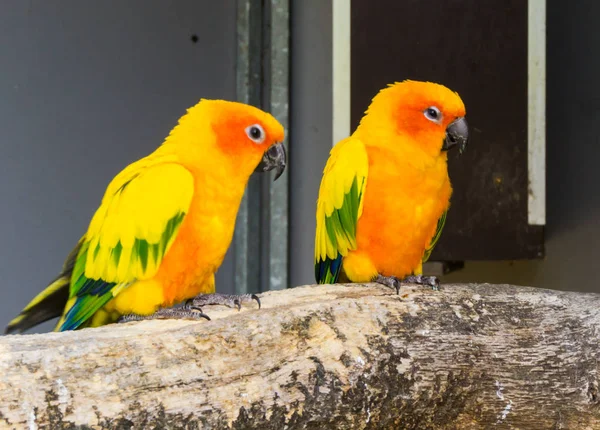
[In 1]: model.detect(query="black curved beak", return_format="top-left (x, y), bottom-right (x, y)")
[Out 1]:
top-left (255, 142), bottom-right (287, 181)
top-left (442, 117), bottom-right (469, 154)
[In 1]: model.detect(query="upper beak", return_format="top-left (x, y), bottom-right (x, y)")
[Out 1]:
top-left (254, 142), bottom-right (287, 181)
top-left (442, 117), bottom-right (469, 154)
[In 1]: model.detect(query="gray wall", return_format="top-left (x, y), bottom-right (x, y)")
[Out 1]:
top-left (289, 0), bottom-right (334, 288)
top-left (0, 0), bottom-right (237, 333)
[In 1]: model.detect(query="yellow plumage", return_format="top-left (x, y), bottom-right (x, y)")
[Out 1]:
top-left (6, 99), bottom-right (285, 333)
top-left (315, 138), bottom-right (368, 263)
top-left (314, 80), bottom-right (468, 286)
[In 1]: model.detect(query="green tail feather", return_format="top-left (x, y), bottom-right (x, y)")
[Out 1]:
top-left (5, 274), bottom-right (70, 334)
top-left (4, 240), bottom-right (82, 334)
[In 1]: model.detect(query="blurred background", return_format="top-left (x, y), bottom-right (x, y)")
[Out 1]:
top-left (0, 0), bottom-right (594, 334)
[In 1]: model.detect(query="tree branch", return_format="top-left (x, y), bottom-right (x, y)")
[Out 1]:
top-left (1, 283), bottom-right (599, 429)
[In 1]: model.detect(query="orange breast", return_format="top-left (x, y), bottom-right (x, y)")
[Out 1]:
top-left (154, 172), bottom-right (245, 306)
top-left (355, 146), bottom-right (452, 278)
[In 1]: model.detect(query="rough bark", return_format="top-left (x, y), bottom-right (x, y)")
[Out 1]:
top-left (1, 283), bottom-right (599, 429)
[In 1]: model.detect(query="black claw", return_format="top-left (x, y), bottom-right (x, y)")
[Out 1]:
top-left (251, 294), bottom-right (262, 309)
top-left (190, 306), bottom-right (211, 321)
top-left (117, 304), bottom-right (213, 324)
top-left (400, 275), bottom-right (440, 291)
top-left (420, 275), bottom-right (440, 291)
top-left (376, 273), bottom-right (443, 294)
top-left (188, 293), bottom-right (262, 312)
top-left (375, 274), bottom-right (402, 295)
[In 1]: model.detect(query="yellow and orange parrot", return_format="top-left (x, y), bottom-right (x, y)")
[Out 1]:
top-left (6, 99), bottom-right (286, 333)
top-left (314, 80), bottom-right (468, 292)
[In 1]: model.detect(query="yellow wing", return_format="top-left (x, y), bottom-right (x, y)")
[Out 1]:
top-left (314, 137), bottom-right (369, 284)
top-left (60, 157), bottom-right (194, 330)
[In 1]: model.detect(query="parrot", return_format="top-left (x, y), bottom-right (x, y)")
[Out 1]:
top-left (5, 99), bottom-right (286, 334)
top-left (314, 80), bottom-right (468, 292)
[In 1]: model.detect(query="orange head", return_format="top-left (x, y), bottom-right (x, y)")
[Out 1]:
top-left (166, 99), bottom-right (286, 180)
top-left (356, 80), bottom-right (468, 158)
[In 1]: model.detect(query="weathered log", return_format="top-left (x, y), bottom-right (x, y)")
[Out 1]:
top-left (1, 283), bottom-right (599, 429)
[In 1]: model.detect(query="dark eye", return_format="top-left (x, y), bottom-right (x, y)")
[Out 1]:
top-left (245, 124), bottom-right (266, 144)
top-left (424, 106), bottom-right (442, 123)
top-left (249, 126), bottom-right (261, 139)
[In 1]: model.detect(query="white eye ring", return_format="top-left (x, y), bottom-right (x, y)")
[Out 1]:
top-left (245, 124), bottom-right (266, 144)
top-left (424, 106), bottom-right (442, 123)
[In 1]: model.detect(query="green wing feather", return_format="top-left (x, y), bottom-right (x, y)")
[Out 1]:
top-left (59, 160), bottom-right (194, 331)
top-left (422, 210), bottom-right (447, 263)
top-left (314, 138), bottom-right (368, 284)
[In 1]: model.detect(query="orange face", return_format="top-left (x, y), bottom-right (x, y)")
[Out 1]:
top-left (208, 100), bottom-right (284, 156)
top-left (359, 80), bottom-right (468, 157)
top-left (200, 100), bottom-right (287, 180)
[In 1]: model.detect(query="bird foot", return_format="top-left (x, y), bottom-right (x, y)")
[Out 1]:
top-left (188, 293), bottom-right (261, 312)
top-left (402, 274), bottom-right (440, 291)
top-left (375, 274), bottom-right (440, 295)
top-left (118, 307), bottom-right (211, 323)
top-left (118, 293), bottom-right (261, 324)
